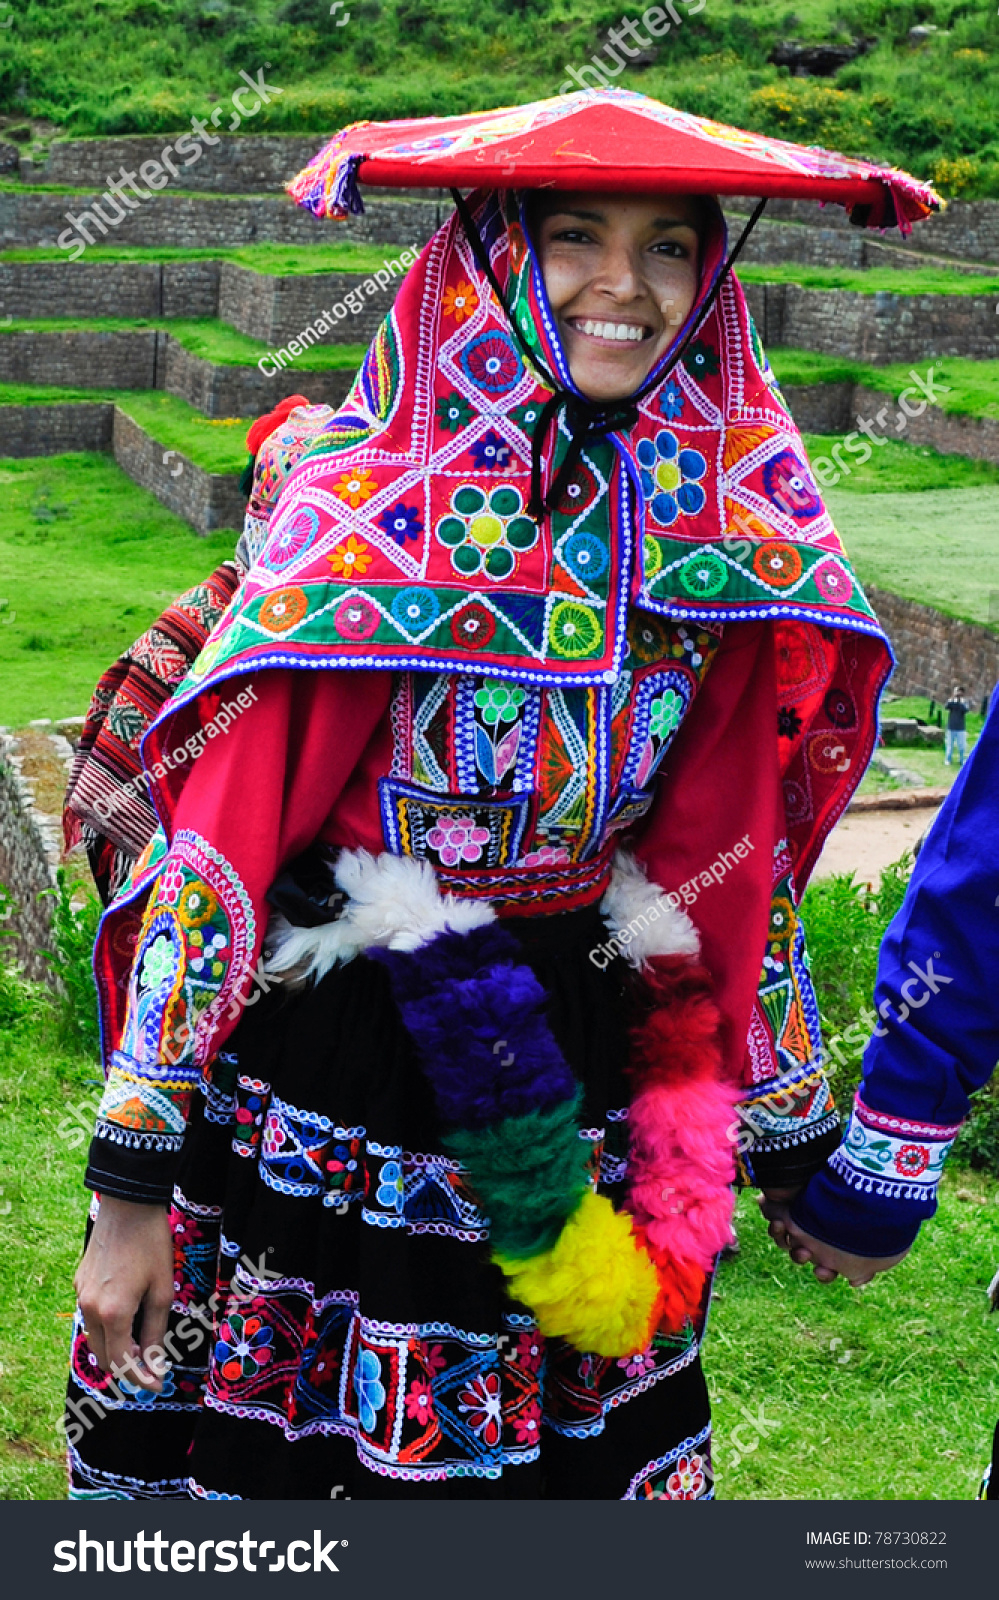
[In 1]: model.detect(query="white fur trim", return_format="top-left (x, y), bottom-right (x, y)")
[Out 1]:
top-left (264, 848), bottom-right (497, 986)
top-left (600, 851), bottom-right (700, 968)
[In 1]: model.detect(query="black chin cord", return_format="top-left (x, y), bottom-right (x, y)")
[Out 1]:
top-left (450, 187), bottom-right (768, 523)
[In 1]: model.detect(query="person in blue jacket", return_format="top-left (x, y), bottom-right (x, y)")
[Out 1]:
top-left (762, 687), bottom-right (999, 1489)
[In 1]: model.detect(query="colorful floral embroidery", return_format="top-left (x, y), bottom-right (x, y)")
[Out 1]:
top-left (333, 468), bottom-right (378, 508)
top-left (377, 501), bottom-right (423, 547)
top-left (435, 484), bottom-right (538, 581)
top-left (753, 542), bottom-right (803, 588)
top-left (436, 391), bottom-right (475, 433)
top-left (469, 429), bottom-right (514, 471)
top-left (548, 600), bottom-right (602, 659)
top-left (442, 280), bottom-right (479, 322)
top-left (334, 596), bottom-right (381, 641)
top-left (259, 587), bottom-right (308, 632)
top-left (216, 1312), bottom-right (275, 1382)
top-left (458, 1371), bottom-right (503, 1447)
top-left (460, 331), bottom-right (522, 396)
top-left (637, 430), bottom-right (708, 527)
top-left (354, 1348), bottom-right (388, 1432)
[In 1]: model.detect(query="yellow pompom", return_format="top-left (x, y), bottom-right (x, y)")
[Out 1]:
top-left (494, 1192), bottom-right (659, 1357)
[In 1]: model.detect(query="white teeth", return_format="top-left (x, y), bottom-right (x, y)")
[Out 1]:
top-left (577, 319), bottom-right (645, 342)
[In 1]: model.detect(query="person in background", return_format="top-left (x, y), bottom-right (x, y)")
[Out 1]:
top-left (944, 683), bottom-right (970, 768)
top-left (762, 689), bottom-right (999, 1493)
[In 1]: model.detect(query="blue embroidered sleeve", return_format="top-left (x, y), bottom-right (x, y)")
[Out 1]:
top-left (791, 698), bottom-right (999, 1256)
top-left (735, 841), bottom-right (841, 1190)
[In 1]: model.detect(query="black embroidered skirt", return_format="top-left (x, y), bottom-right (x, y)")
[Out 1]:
top-left (67, 907), bottom-right (713, 1501)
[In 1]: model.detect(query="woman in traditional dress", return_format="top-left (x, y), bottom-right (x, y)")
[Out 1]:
top-left (67, 92), bottom-right (933, 1500)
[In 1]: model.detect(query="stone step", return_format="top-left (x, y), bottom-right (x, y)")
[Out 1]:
top-left (0, 256), bottom-right (410, 345)
top-left (0, 398), bottom-right (244, 532)
top-left (17, 135), bottom-right (326, 193)
top-left (732, 195), bottom-right (999, 267)
top-left (0, 188), bottom-right (446, 252)
top-left (734, 212), bottom-right (999, 276)
top-left (0, 326), bottom-right (358, 417)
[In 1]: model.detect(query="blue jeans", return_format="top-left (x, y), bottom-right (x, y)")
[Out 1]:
top-left (945, 728), bottom-right (967, 766)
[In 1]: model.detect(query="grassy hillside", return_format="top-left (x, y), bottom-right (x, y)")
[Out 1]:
top-left (2, 1), bottom-right (998, 197)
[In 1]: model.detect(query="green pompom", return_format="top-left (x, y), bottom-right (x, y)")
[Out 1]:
top-left (445, 1092), bottom-right (591, 1259)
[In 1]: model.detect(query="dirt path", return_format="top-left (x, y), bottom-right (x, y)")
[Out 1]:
top-left (814, 803), bottom-right (942, 885)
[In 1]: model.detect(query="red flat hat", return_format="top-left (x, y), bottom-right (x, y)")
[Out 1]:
top-left (288, 87), bottom-right (939, 235)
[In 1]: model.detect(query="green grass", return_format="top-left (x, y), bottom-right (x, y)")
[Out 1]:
top-left (0, 387), bottom-right (250, 471)
top-left (0, 315), bottom-right (366, 372)
top-left (772, 349), bottom-right (999, 422)
top-left (801, 432), bottom-right (999, 492)
top-left (739, 262), bottom-right (999, 296)
top-left (0, 454), bottom-right (234, 725)
top-left (711, 1176), bottom-right (999, 1498)
top-left (824, 483), bottom-right (999, 629)
top-left (0, 992), bottom-right (99, 1500)
top-left (0, 242), bottom-right (417, 276)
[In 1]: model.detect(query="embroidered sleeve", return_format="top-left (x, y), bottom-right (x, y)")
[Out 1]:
top-left (85, 668), bottom-right (393, 1206)
top-left (790, 703), bottom-right (999, 1256)
top-left (734, 841), bottom-right (840, 1191)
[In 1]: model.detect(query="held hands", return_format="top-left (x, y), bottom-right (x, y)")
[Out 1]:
top-left (758, 1191), bottom-right (909, 1286)
top-left (74, 1196), bottom-right (175, 1392)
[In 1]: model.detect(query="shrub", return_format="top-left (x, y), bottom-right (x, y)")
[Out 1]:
top-left (41, 869), bottom-right (102, 1058)
top-left (0, 884), bottom-right (46, 1031)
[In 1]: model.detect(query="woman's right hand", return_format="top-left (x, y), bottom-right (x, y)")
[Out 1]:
top-left (74, 1195), bottom-right (175, 1392)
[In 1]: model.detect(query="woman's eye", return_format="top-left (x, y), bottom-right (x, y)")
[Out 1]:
top-left (551, 228), bottom-right (594, 244)
top-left (651, 241), bottom-right (686, 258)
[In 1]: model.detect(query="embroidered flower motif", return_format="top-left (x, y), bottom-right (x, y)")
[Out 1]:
top-left (808, 732), bottom-right (852, 774)
top-left (391, 586), bottom-right (440, 634)
top-left (138, 932), bottom-right (176, 992)
top-left (556, 461), bottom-right (599, 516)
top-left (158, 861), bottom-right (186, 906)
top-left (426, 814), bottom-right (491, 866)
top-left (753, 541), bottom-right (802, 589)
top-left (658, 379), bottom-right (685, 420)
top-left (333, 468), bottom-right (377, 509)
top-left (768, 896), bottom-right (796, 947)
top-left (679, 549), bottom-right (727, 598)
top-left (436, 483), bottom-right (538, 581)
top-left (474, 683), bottom-right (526, 726)
top-left (813, 559), bottom-right (853, 603)
top-left (548, 599), bottom-right (602, 659)
top-left (265, 504), bottom-right (321, 568)
top-left (683, 339), bottom-right (719, 380)
top-left (259, 587), bottom-right (308, 632)
top-left (895, 1144), bottom-right (930, 1178)
top-left (118, 1370), bottom-right (177, 1405)
top-left (328, 534), bottom-right (372, 578)
top-left (763, 450), bottom-right (821, 521)
top-left (435, 391), bottom-right (475, 433)
top-left (617, 1346), bottom-right (656, 1379)
top-left (461, 331), bottom-right (523, 397)
top-left (322, 1137), bottom-right (361, 1193)
top-left (642, 532), bottom-right (664, 582)
top-left (508, 222), bottom-right (528, 274)
top-left (563, 529), bottom-right (608, 585)
top-left (518, 843), bottom-right (570, 868)
top-left (422, 1342), bottom-right (448, 1376)
top-left (334, 596), bottom-right (381, 642)
top-left (458, 1370), bottom-right (503, 1446)
top-left (442, 279), bottom-right (479, 322)
top-left (177, 882), bottom-right (218, 928)
top-left (824, 688), bottom-right (857, 729)
top-left (215, 1312), bottom-right (274, 1382)
top-left (405, 1377), bottom-right (436, 1425)
top-left (515, 1331), bottom-right (544, 1370)
top-left (375, 1158), bottom-right (404, 1210)
top-left (377, 501), bottom-right (423, 547)
top-left (450, 603), bottom-right (497, 650)
top-left (512, 1400), bottom-right (542, 1447)
top-left (469, 428), bottom-right (515, 471)
top-left (186, 926), bottom-right (231, 978)
top-left (649, 689), bottom-right (684, 742)
top-left (666, 1451), bottom-right (706, 1499)
top-left (638, 431), bottom-right (708, 527)
top-left (778, 706), bottom-right (802, 739)
top-left (627, 612), bottom-right (669, 665)
top-left (353, 1347), bottom-right (387, 1432)
top-left (512, 401), bottom-right (543, 433)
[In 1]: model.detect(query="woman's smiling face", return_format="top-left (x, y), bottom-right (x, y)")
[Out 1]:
top-left (530, 190), bottom-right (702, 404)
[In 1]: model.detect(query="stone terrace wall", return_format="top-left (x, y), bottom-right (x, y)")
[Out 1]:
top-left (218, 262), bottom-right (401, 346)
top-left (743, 281), bottom-right (999, 364)
top-left (0, 190), bottom-right (443, 251)
top-left (112, 407), bottom-right (246, 533)
top-left (0, 259), bottom-right (220, 320)
top-left (162, 339), bottom-right (356, 418)
top-left (0, 731), bottom-right (66, 983)
top-left (871, 587), bottom-right (999, 705)
top-left (852, 383), bottom-right (999, 465)
top-left (0, 402), bottom-right (113, 453)
top-left (0, 327), bottom-right (161, 388)
top-left (746, 197), bottom-right (999, 265)
top-left (31, 135), bottom-right (324, 193)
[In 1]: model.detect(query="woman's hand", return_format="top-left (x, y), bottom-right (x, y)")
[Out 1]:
top-left (74, 1196), bottom-right (175, 1392)
top-left (758, 1194), bottom-right (910, 1286)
